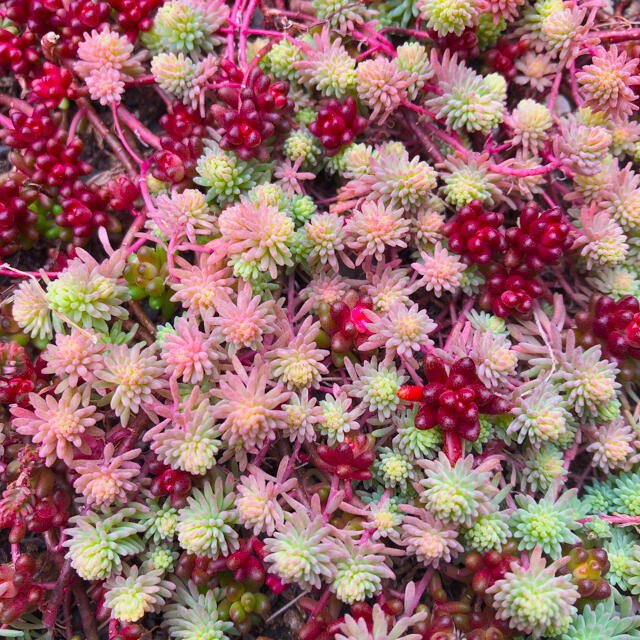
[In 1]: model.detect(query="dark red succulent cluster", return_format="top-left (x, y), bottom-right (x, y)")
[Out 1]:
top-left (559, 546), bottom-right (611, 602)
top-left (23, 486), bottom-right (70, 535)
top-left (3, 105), bottom-right (91, 188)
top-left (479, 265), bottom-right (544, 318)
top-left (214, 60), bottom-right (294, 161)
top-left (308, 96), bottom-right (367, 156)
top-left (176, 538), bottom-right (266, 586)
top-left (107, 0), bottom-right (161, 42)
top-left (0, 105), bottom-right (129, 250)
top-left (0, 343), bottom-right (45, 405)
top-left (398, 356), bottom-right (511, 464)
top-left (0, 28), bottom-right (39, 77)
top-left (444, 199), bottom-right (506, 265)
top-left (152, 102), bottom-right (206, 187)
top-left (0, 180), bottom-right (40, 256)
top-left (105, 174), bottom-right (141, 211)
top-left (5, 0), bottom-right (111, 57)
top-left (30, 62), bottom-right (76, 108)
top-left (418, 606), bottom-right (510, 640)
top-left (430, 27), bottom-right (480, 60)
top-left (485, 37), bottom-right (530, 81)
top-left (110, 624), bottom-right (147, 640)
top-left (0, 555), bottom-right (48, 624)
top-left (2, 465), bottom-right (70, 543)
top-left (411, 570), bottom-right (513, 640)
top-left (318, 294), bottom-right (374, 365)
top-left (315, 434), bottom-right (376, 483)
top-left (504, 202), bottom-right (573, 270)
top-left (149, 459), bottom-right (192, 509)
top-left (466, 549), bottom-right (520, 597)
top-left (575, 294), bottom-right (640, 361)
top-left (626, 312), bottom-right (640, 349)
top-left (56, 186), bottom-right (111, 245)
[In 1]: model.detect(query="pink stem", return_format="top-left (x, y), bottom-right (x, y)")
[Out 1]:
top-left (323, 475), bottom-right (340, 522)
top-left (311, 588), bottom-right (331, 617)
top-left (10, 544), bottom-right (19, 562)
top-left (352, 29), bottom-right (395, 57)
top-left (487, 141), bottom-right (512, 154)
top-left (37, 581), bottom-right (59, 590)
top-left (207, 81), bottom-right (243, 90)
top-left (281, 440), bottom-right (302, 483)
top-left (0, 93), bottom-right (33, 114)
top-left (109, 619), bottom-right (118, 639)
top-left (252, 439), bottom-right (271, 467)
top-left (126, 235), bottom-right (148, 255)
top-left (138, 161), bottom-right (156, 218)
top-left (547, 65), bottom-right (563, 113)
top-left (422, 121), bottom-right (469, 157)
top-left (380, 26), bottom-right (436, 41)
top-left (488, 160), bottom-right (561, 177)
top-left (405, 568), bottom-right (434, 616)
top-left (579, 515), bottom-right (640, 525)
top-left (0, 113), bottom-right (13, 129)
top-left (594, 27), bottom-right (640, 41)
top-left (402, 101), bottom-right (438, 120)
top-left (359, 22), bottom-right (396, 57)
top-left (122, 210), bottom-right (148, 252)
top-left (356, 45), bottom-right (382, 62)
top-left (79, 97), bottom-right (136, 176)
top-left (239, 0), bottom-right (260, 69)
top-left (569, 60), bottom-right (583, 106)
top-left (541, 191), bottom-right (556, 209)
top-left (272, 8), bottom-right (315, 20)
top-left (68, 107), bottom-right (86, 140)
top-left (399, 355), bottom-right (422, 385)
top-left (287, 273), bottom-right (295, 330)
top-left (563, 436), bottom-right (579, 471)
top-left (226, 0), bottom-right (246, 61)
top-left (404, 109), bottom-right (445, 163)
top-left (0, 265), bottom-right (59, 278)
top-left (112, 103), bottom-right (144, 165)
top-left (116, 105), bottom-right (161, 149)
top-left (123, 74), bottom-right (156, 87)
top-left (246, 28), bottom-right (313, 52)
top-left (444, 297), bottom-right (475, 350)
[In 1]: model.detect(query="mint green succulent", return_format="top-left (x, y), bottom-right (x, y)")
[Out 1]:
top-left (560, 593), bottom-right (640, 640)
top-left (509, 488), bottom-right (580, 558)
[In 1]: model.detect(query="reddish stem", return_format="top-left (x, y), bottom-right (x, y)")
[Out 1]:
top-left (112, 103), bottom-right (144, 165)
top-left (422, 121), bottom-right (469, 157)
top-left (488, 160), bottom-right (561, 177)
top-left (402, 101), bottom-right (438, 120)
top-left (116, 105), bottom-right (161, 149)
top-left (44, 559), bottom-right (74, 630)
top-left (547, 66), bottom-right (563, 114)
top-left (0, 265), bottom-right (60, 278)
top-left (68, 107), bottom-right (86, 140)
top-left (124, 74), bottom-right (156, 86)
top-left (78, 97), bottom-right (137, 176)
top-left (310, 587), bottom-right (331, 618)
top-left (239, 0), bottom-right (260, 69)
top-left (379, 26), bottom-right (436, 41)
top-left (594, 27), bottom-right (640, 41)
top-left (72, 582), bottom-right (100, 640)
top-left (0, 93), bottom-right (32, 114)
top-left (579, 515), bottom-right (640, 525)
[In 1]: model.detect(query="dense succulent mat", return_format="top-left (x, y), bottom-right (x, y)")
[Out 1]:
top-left (0, 0), bottom-right (640, 639)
